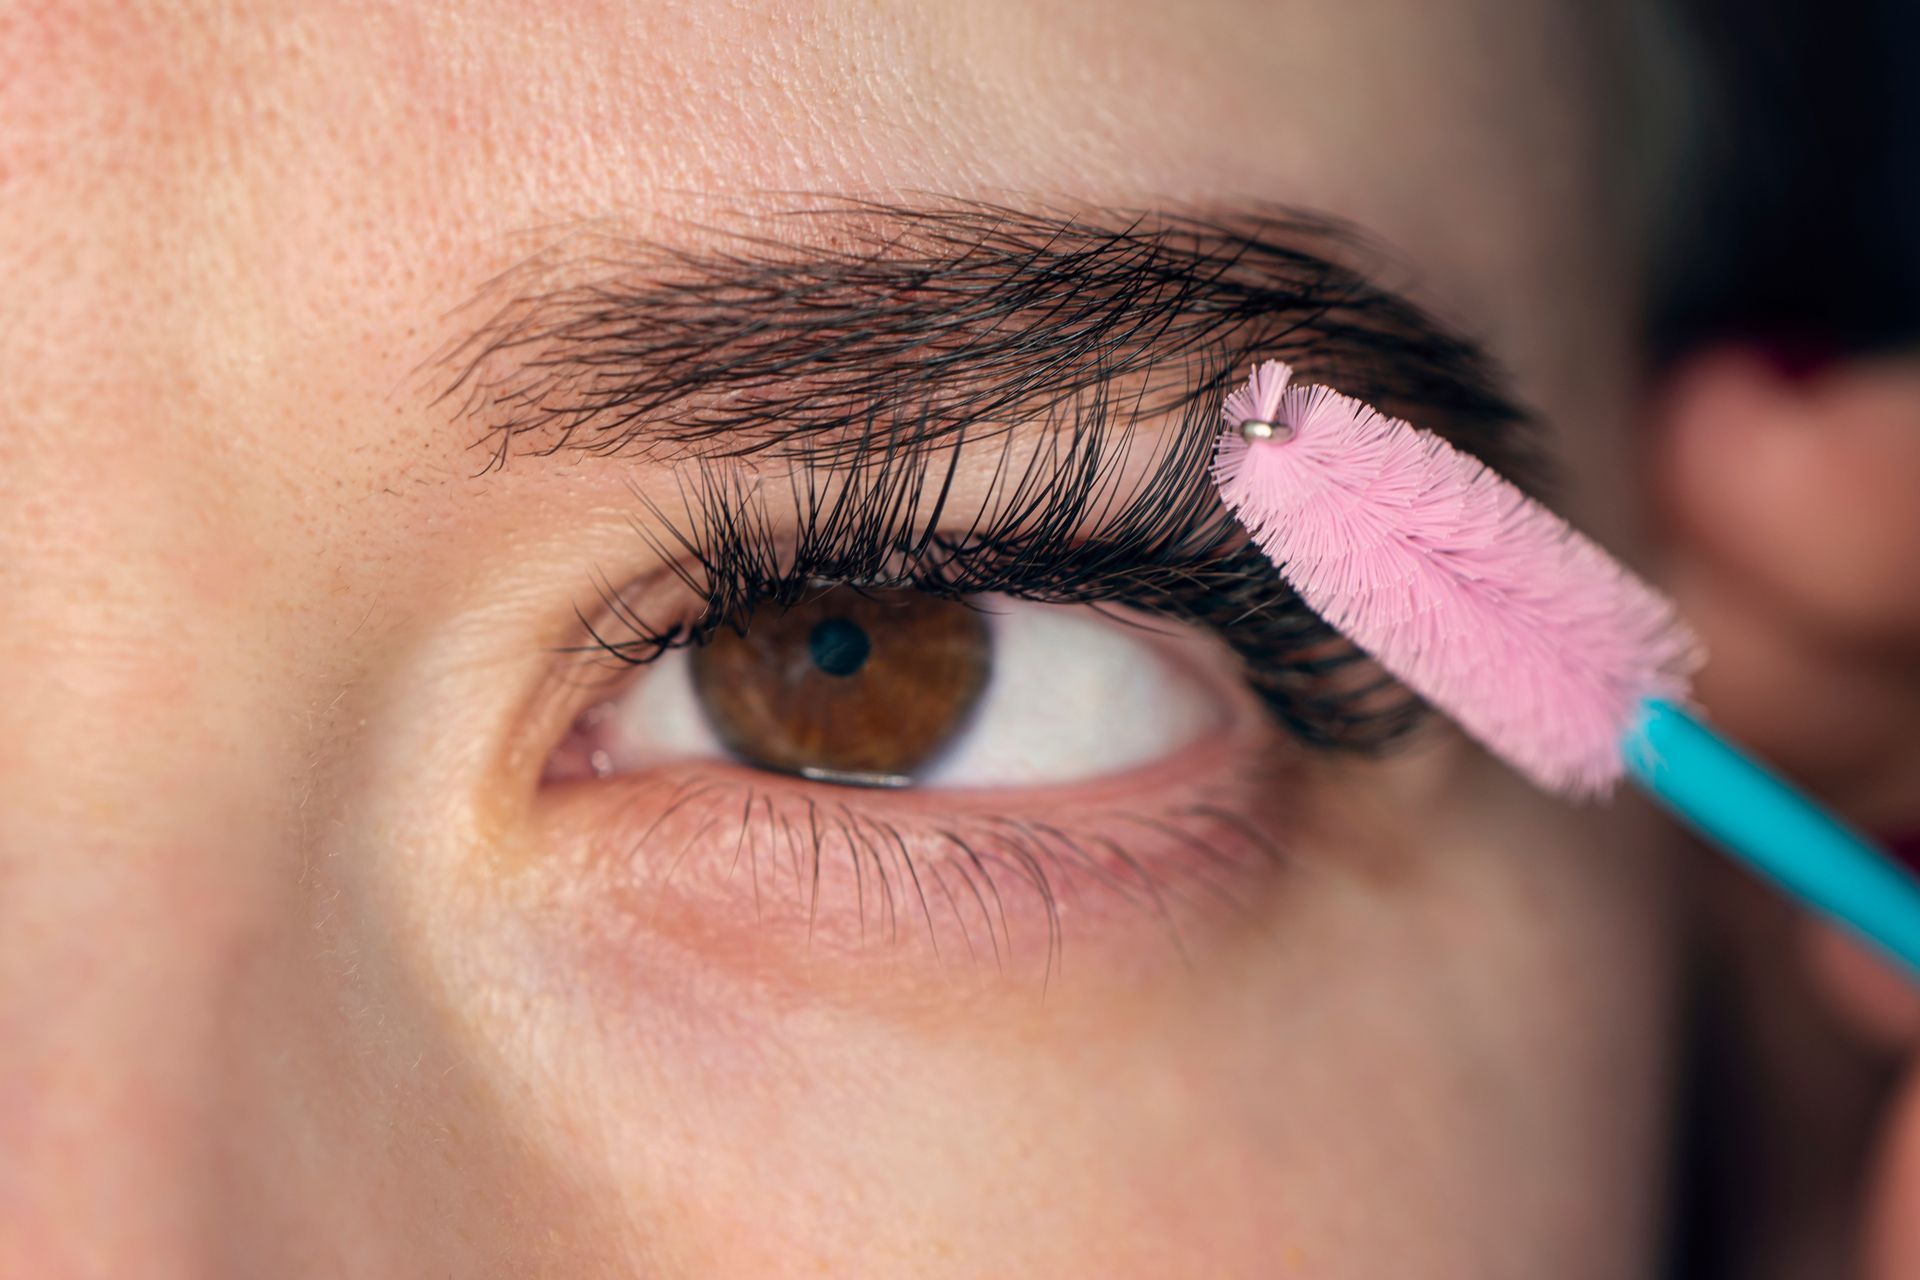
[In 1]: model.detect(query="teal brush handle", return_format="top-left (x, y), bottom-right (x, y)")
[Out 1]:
top-left (1623, 696), bottom-right (1920, 980)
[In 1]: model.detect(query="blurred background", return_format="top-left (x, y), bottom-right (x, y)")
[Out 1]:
top-left (1647, 1), bottom-right (1920, 1275)
top-left (1650, 0), bottom-right (1918, 362)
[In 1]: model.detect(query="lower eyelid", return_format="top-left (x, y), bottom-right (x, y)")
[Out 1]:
top-left (524, 720), bottom-right (1301, 990)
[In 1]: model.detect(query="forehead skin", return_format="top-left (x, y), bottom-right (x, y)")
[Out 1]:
top-left (0, 3), bottom-right (1668, 1278)
top-left (2, 0), bottom-right (1626, 474)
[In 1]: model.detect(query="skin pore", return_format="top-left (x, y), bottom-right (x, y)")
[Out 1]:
top-left (0, 3), bottom-right (1680, 1277)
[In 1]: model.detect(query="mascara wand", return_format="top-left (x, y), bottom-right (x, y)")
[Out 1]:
top-left (1213, 360), bottom-right (1920, 978)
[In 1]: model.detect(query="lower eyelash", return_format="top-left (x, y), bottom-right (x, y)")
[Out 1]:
top-left (574, 764), bottom-right (1292, 981)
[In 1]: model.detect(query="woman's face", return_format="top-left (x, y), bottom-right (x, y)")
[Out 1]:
top-left (1, 3), bottom-right (1681, 1275)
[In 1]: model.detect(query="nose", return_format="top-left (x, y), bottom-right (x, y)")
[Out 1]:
top-left (0, 437), bottom-right (293, 1278)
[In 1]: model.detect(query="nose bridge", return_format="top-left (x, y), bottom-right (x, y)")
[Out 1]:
top-left (0, 424), bottom-right (292, 1276)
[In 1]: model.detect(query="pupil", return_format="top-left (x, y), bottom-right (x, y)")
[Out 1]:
top-left (807, 617), bottom-right (871, 677)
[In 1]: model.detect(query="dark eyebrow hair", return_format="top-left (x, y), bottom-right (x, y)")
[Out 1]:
top-left (432, 198), bottom-right (1539, 479)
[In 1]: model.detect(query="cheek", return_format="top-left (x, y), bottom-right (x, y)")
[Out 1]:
top-left (457, 764), bottom-right (1679, 1276)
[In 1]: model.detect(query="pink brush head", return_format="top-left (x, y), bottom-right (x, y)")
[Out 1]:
top-left (1213, 360), bottom-right (1701, 798)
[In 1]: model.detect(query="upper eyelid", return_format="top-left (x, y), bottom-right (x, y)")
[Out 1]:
top-left (426, 197), bottom-right (1541, 484)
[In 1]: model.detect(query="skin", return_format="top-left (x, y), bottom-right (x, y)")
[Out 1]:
top-left (0, 2), bottom-right (1689, 1277)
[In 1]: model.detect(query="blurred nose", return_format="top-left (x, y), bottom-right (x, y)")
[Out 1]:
top-left (0, 428), bottom-right (292, 1277)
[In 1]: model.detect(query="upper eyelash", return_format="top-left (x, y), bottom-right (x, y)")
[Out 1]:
top-left (575, 355), bottom-right (1423, 752)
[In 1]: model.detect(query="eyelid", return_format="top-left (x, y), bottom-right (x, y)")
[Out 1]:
top-left (527, 676), bottom-right (1304, 989)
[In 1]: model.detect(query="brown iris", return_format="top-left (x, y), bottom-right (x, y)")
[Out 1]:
top-left (689, 587), bottom-right (992, 785)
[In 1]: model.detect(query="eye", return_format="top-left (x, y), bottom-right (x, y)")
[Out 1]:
top-left (563, 587), bottom-right (1225, 791)
top-left (691, 588), bottom-right (993, 785)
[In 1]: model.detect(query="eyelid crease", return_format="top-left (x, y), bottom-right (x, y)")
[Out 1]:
top-left (428, 197), bottom-right (1542, 484)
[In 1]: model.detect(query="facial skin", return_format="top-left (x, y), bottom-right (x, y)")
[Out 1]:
top-left (0, 3), bottom-right (1679, 1277)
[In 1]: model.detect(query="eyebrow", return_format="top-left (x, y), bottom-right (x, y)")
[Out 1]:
top-left (432, 198), bottom-right (1538, 479)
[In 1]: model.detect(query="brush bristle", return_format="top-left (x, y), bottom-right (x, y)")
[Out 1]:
top-left (1214, 360), bottom-right (1701, 798)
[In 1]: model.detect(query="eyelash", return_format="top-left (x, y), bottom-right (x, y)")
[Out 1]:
top-left (587, 763), bottom-right (1292, 980)
top-left (483, 206), bottom-right (1551, 971)
top-left (573, 359), bottom-right (1422, 753)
